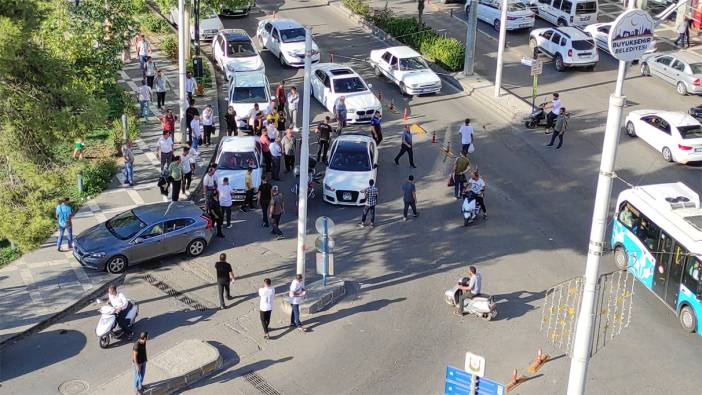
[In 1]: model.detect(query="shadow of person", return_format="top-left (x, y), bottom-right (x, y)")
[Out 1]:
top-left (185, 356), bottom-right (294, 389)
top-left (491, 290), bottom-right (545, 321)
top-left (137, 307), bottom-right (215, 338)
top-left (303, 297), bottom-right (406, 331)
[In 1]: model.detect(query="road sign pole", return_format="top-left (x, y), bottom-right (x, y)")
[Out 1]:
top-left (531, 74), bottom-right (538, 110)
top-left (469, 375), bottom-right (477, 395)
top-left (296, 28), bottom-right (313, 282)
top-left (463, 0), bottom-right (478, 76)
top-left (322, 217), bottom-right (329, 286)
top-left (493, 0), bottom-right (508, 97)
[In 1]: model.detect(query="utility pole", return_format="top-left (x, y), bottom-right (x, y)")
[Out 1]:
top-left (193, 0), bottom-right (200, 56)
top-left (184, 5), bottom-right (191, 62)
top-left (493, 0), bottom-right (508, 97)
top-left (296, 28), bottom-right (313, 280)
top-left (463, 0), bottom-right (478, 76)
top-left (178, 0), bottom-right (187, 145)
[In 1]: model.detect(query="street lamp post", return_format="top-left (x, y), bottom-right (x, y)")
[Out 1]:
top-left (463, 0), bottom-right (478, 76)
top-left (177, 0), bottom-right (187, 146)
top-left (296, 28), bottom-right (313, 280)
top-left (493, 0), bottom-right (508, 97)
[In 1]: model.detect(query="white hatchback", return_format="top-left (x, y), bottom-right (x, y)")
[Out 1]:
top-left (212, 29), bottom-right (264, 81)
top-left (311, 63), bottom-right (382, 124)
top-left (465, 0), bottom-right (535, 31)
top-left (625, 110), bottom-right (702, 164)
top-left (323, 132), bottom-right (378, 206)
top-left (214, 136), bottom-right (263, 200)
top-left (530, 26), bottom-right (598, 71)
top-left (256, 18), bottom-right (321, 67)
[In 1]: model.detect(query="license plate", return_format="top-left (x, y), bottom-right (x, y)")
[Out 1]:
top-left (233, 194), bottom-right (245, 199)
top-left (695, 148), bottom-right (702, 152)
top-left (343, 192), bottom-right (352, 201)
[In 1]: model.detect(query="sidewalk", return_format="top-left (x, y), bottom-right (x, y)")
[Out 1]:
top-left (0, 33), bottom-right (222, 347)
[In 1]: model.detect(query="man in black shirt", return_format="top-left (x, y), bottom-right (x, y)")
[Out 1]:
top-left (132, 332), bottom-right (148, 394)
top-left (316, 116), bottom-right (333, 164)
top-left (215, 253), bottom-right (235, 309)
top-left (185, 99), bottom-right (199, 144)
top-left (207, 191), bottom-right (225, 238)
top-left (257, 176), bottom-right (273, 228)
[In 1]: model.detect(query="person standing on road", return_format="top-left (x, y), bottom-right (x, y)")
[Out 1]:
top-left (122, 140), bottom-right (135, 187)
top-left (225, 106), bottom-right (238, 136)
top-left (370, 111), bottom-right (383, 145)
top-left (466, 170), bottom-right (488, 219)
top-left (270, 138), bottom-right (282, 181)
top-left (180, 146), bottom-right (194, 196)
top-left (260, 132), bottom-right (272, 173)
top-left (259, 278), bottom-right (275, 339)
top-left (289, 274), bottom-right (307, 331)
top-left (458, 119), bottom-right (474, 155)
top-left (167, 156), bottom-right (182, 202)
top-left (544, 93), bottom-right (561, 133)
top-left (452, 152), bottom-right (470, 198)
top-left (269, 185), bottom-right (285, 239)
top-left (153, 69), bottom-right (172, 110)
top-left (137, 80), bottom-right (152, 118)
top-left (190, 114), bottom-right (202, 151)
top-left (185, 72), bottom-right (195, 101)
top-left (208, 191), bottom-right (225, 238)
top-left (258, 176), bottom-right (272, 227)
top-left (156, 130), bottom-right (174, 171)
top-left (402, 175), bottom-right (418, 221)
top-left (281, 128), bottom-right (296, 173)
top-left (218, 177), bottom-right (233, 229)
top-left (454, 266), bottom-right (481, 316)
top-left (335, 96), bottom-right (347, 133)
top-left (359, 179), bottom-right (378, 228)
top-left (144, 57), bottom-right (157, 89)
top-left (215, 253), bottom-right (235, 309)
top-left (546, 107), bottom-right (568, 149)
top-left (242, 167), bottom-right (255, 212)
top-left (203, 166), bottom-right (217, 208)
top-left (202, 104), bottom-right (215, 146)
top-left (159, 109), bottom-right (176, 134)
top-left (394, 124), bottom-right (416, 168)
top-left (675, 16), bottom-right (690, 48)
top-left (287, 86), bottom-right (299, 131)
top-left (316, 116), bottom-right (333, 164)
top-left (185, 100), bottom-right (199, 144)
top-left (132, 332), bottom-right (148, 395)
top-left (55, 198), bottom-right (73, 252)
top-left (276, 80), bottom-right (287, 112)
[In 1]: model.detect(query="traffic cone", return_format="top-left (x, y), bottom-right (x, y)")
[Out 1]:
top-left (403, 106), bottom-right (409, 120)
top-left (506, 369), bottom-right (527, 392)
top-left (528, 348), bottom-right (550, 374)
top-left (432, 131), bottom-right (436, 144)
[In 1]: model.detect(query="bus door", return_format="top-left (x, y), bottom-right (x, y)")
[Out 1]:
top-left (665, 244), bottom-right (687, 309)
top-left (652, 231), bottom-right (674, 304)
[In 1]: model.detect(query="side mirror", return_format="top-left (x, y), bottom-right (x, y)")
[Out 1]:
top-left (96, 298), bottom-right (102, 304)
top-left (133, 237), bottom-right (144, 244)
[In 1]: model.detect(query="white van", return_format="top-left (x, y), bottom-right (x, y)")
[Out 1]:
top-left (532, 0), bottom-right (598, 27)
top-left (168, 8), bottom-right (224, 40)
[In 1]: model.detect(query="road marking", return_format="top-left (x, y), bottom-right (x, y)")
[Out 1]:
top-left (135, 138), bottom-right (160, 166)
top-left (87, 201), bottom-right (108, 223)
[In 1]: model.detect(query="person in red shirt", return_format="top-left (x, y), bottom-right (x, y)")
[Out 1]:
top-left (159, 109), bottom-right (176, 133)
top-left (275, 80), bottom-right (287, 112)
top-left (260, 133), bottom-right (272, 173)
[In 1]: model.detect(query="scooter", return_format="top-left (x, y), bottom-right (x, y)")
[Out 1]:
top-left (292, 157), bottom-right (322, 203)
top-left (444, 280), bottom-right (497, 321)
top-left (524, 102), bottom-right (549, 129)
top-left (95, 298), bottom-right (139, 348)
top-left (461, 192), bottom-right (484, 226)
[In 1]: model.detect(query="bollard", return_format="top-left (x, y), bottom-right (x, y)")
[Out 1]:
top-left (121, 114), bottom-right (128, 142)
top-left (77, 172), bottom-right (84, 194)
top-left (450, 8), bottom-right (453, 17)
top-left (432, 131), bottom-right (436, 143)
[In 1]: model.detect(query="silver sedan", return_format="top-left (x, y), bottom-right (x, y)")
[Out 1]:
top-left (640, 51), bottom-right (702, 95)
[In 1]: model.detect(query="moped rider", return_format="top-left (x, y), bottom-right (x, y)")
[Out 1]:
top-left (454, 266), bottom-right (481, 317)
top-left (108, 285), bottom-right (133, 339)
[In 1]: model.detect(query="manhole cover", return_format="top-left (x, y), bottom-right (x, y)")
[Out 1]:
top-left (58, 380), bottom-right (89, 395)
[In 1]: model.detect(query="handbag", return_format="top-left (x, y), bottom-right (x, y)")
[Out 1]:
top-left (468, 143), bottom-right (476, 154)
top-left (448, 175), bottom-right (455, 187)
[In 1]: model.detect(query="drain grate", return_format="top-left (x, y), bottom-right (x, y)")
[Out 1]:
top-left (243, 371), bottom-right (281, 395)
top-left (142, 274), bottom-right (209, 311)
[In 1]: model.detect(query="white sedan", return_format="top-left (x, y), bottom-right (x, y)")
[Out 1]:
top-left (212, 29), bottom-right (264, 80)
top-left (625, 110), bottom-right (702, 164)
top-left (464, 0), bottom-right (535, 31)
top-left (311, 63), bottom-right (382, 124)
top-left (369, 46), bottom-right (442, 95)
top-left (323, 132), bottom-right (378, 206)
top-left (583, 22), bottom-right (657, 58)
top-left (256, 18), bottom-right (320, 67)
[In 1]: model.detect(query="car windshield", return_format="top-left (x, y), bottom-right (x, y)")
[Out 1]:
top-left (332, 77), bottom-right (367, 94)
top-left (507, 2), bottom-right (528, 11)
top-left (280, 28), bottom-right (305, 43)
top-left (227, 41), bottom-right (256, 57)
top-left (329, 141), bottom-right (371, 171)
top-left (399, 56), bottom-right (428, 71)
top-left (690, 63), bottom-right (702, 74)
top-left (218, 151), bottom-right (259, 170)
top-left (232, 86), bottom-right (267, 103)
top-left (106, 210), bottom-right (146, 240)
top-left (572, 40), bottom-right (595, 50)
top-left (575, 1), bottom-right (597, 14)
top-left (679, 125), bottom-right (702, 139)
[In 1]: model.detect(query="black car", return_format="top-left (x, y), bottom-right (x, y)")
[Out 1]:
top-left (220, 0), bottom-right (255, 17)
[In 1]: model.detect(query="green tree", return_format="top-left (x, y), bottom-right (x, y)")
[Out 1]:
top-left (155, 0), bottom-right (253, 15)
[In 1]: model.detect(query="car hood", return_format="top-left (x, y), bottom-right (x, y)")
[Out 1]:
top-left (75, 223), bottom-right (124, 253)
top-left (229, 102), bottom-right (269, 118)
top-left (324, 169), bottom-right (374, 191)
top-left (281, 41), bottom-right (320, 55)
top-left (343, 92), bottom-right (380, 110)
top-left (226, 56), bottom-right (265, 73)
top-left (402, 70), bottom-right (441, 85)
top-left (215, 168), bottom-right (262, 191)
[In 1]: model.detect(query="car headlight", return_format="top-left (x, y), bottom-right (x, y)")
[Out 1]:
top-left (324, 183), bottom-right (335, 192)
top-left (311, 49), bottom-right (319, 56)
top-left (88, 252), bottom-right (106, 258)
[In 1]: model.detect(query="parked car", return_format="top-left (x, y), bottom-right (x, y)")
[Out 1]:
top-left (219, 0), bottom-right (255, 17)
top-left (214, 136), bottom-right (263, 200)
top-left (369, 46), bottom-right (442, 95)
top-left (640, 51), bottom-right (702, 96)
top-left (625, 110), bottom-right (702, 164)
top-left (322, 131), bottom-right (378, 206)
top-left (168, 8), bottom-right (223, 41)
top-left (256, 18), bottom-right (320, 67)
top-left (530, 0), bottom-right (598, 26)
top-left (464, 0), bottom-right (536, 31)
top-left (213, 29), bottom-right (264, 81)
top-left (529, 26), bottom-right (598, 71)
top-left (227, 70), bottom-right (271, 131)
top-left (311, 63), bottom-right (382, 124)
top-left (583, 22), bottom-right (657, 59)
top-left (73, 202), bottom-right (214, 273)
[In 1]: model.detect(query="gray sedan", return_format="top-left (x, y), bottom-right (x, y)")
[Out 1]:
top-left (73, 201), bottom-right (214, 273)
top-left (640, 51), bottom-right (702, 95)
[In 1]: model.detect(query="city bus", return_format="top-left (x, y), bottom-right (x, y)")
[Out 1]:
top-left (611, 182), bottom-right (702, 334)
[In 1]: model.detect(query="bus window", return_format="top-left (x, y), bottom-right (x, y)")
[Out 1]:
top-left (618, 202), bottom-right (639, 229)
top-left (683, 257), bottom-right (702, 295)
top-left (636, 218), bottom-right (660, 252)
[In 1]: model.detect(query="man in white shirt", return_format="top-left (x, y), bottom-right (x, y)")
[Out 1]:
top-left (203, 166), bottom-right (217, 207)
top-left (458, 118), bottom-right (474, 155)
top-left (287, 87), bottom-right (300, 131)
top-left (467, 170), bottom-right (487, 218)
top-left (202, 104), bottom-right (214, 146)
top-left (137, 80), bottom-right (152, 118)
top-left (156, 130), bottom-right (174, 171)
top-left (190, 115), bottom-right (202, 151)
top-left (138, 37), bottom-right (151, 73)
top-left (266, 121), bottom-right (279, 141)
top-left (247, 104), bottom-right (260, 131)
top-left (218, 177), bottom-right (233, 228)
top-left (544, 92), bottom-right (561, 133)
top-left (289, 274), bottom-right (307, 331)
top-left (108, 285), bottom-right (133, 338)
top-left (185, 72), bottom-right (196, 101)
top-left (454, 266), bottom-right (482, 316)
top-left (270, 138), bottom-right (282, 181)
top-left (258, 278), bottom-right (275, 339)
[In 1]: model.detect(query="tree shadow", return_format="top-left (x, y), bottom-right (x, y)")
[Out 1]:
top-left (0, 329), bottom-right (86, 381)
top-left (185, 356), bottom-right (294, 389)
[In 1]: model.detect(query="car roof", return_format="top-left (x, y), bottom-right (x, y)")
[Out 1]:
top-left (381, 46), bottom-right (421, 58)
top-left (664, 50), bottom-right (702, 64)
top-left (313, 63), bottom-right (359, 77)
top-left (220, 136), bottom-right (258, 151)
top-left (336, 131), bottom-right (374, 144)
top-left (231, 70), bottom-right (267, 87)
top-left (537, 27), bottom-right (592, 40)
top-left (133, 201), bottom-right (202, 222)
top-left (220, 29), bottom-right (251, 42)
top-left (267, 18), bottom-right (303, 30)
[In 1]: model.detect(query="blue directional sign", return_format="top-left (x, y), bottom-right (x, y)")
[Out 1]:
top-left (445, 366), bottom-right (505, 395)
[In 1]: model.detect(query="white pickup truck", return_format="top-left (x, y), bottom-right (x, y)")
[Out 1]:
top-left (369, 46), bottom-right (442, 95)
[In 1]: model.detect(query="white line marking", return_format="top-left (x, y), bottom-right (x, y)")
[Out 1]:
top-left (87, 201), bottom-right (108, 223)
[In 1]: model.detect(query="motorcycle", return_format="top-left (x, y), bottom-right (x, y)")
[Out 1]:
top-left (291, 157), bottom-right (322, 204)
top-left (461, 192), bottom-right (484, 226)
top-left (95, 298), bottom-right (139, 348)
top-left (444, 280), bottom-right (497, 321)
top-left (524, 102), bottom-right (549, 129)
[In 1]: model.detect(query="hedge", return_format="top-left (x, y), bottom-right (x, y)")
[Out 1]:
top-left (142, 13), bottom-right (172, 33)
top-left (160, 33), bottom-right (178, 60)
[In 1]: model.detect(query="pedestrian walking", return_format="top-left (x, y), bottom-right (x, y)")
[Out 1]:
top-left (402, 175), bottom-right (419, 221)
top-left (144, 57), bottom-right (157, 88)
top-left (190, 114), bottom-right (202, 151)
top-left (225, 106), bottom-right (238, 136)
top-left (370, 111), bottom-right (383, 145)
top-left (269, 185), bottom-right (285, 239)
top-left (185, 100), bottom-right (199, 144)
top-left (208, 191), bottom-right (225, 238)
top-left (270, 138), bottom-right (282, 181)
top-left (202, 104), bottom-right (215, 146)
top-left (185, 72), bottom-right (195, 101)
top-left (260, 132), bottom-right (272, 173)
top-left (218, 177), bottom-right (233, 228)
top-left (203, 166), bottom-right (217, 207)
top-left (136, 80), bottom-right (152, 118)
top-left (287, 86), bottom-right (299, 131)
top-left (276, 80), bottom-right (287, 112)
top-left (242, 167), bottom-right (255, 211)
top-left (259, 278), bottom-right (275, 339)
top-left (335, 96), bottom-right (347, 133)
top-left (156, 130), bottom-right (174, 171)
top-left (55, 198), bottom-right (73, 251)
top-left (394, 124), bottom-right (416, 168)
top-left (122, 37), bottom-right (131, 63)
top-left (159, 109), bottom-right (176, 134)
top-left (258, 176), bottom-right (272, 227)
top-left (122, 140), bottom-right (135, 186)
top-left (546, 107), bottom-right (568, 149)
top-left (676, 16), bottom-right (690, 48)
top-left (359, 179), bottom-right (378, 228)
top-left (167, 156), bottom-right (182, 201)
top-left (132, 332), bottom-right (148, 395)
top-left (137, 35), bottom-right (151, 74)
top-left (153, 70), bottom-right (172, 110)
top-left (458, 118), bottom-right (474, 155)
top-left (179, 146), bottom-right (194, 195)
top-left (281, 128), bottom-right (296, 173)
top-left (466, 170), bottom-right (488, 219)
top-left (452, 152), bottom-right (471, 198)
top-left (544, 93), bottom-right (561, 133)
top-left (316, 116), bottom-right (333, 164)
top-left (215, 253), bottom-right (235, 309)
top-left (289, 274), bottom-right (307, 331)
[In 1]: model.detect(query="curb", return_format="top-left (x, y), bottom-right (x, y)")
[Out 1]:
top-left (0, 273), bottom-right (125, 350)
top-left (143, 341), bottom-right (223, 395)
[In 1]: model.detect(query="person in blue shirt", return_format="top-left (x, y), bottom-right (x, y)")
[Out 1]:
top-left (394, 125), bottom-right (416, 168)
top-left (370, 111), bottom-right (383, 145)
top-left (55, 198), bottom-right (74, 251)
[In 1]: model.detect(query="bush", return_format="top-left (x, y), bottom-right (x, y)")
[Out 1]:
top-left (110, 116), bottom-right (139, 150)
top-left (160, 34), bottom-right (178, 60)
top-left (142, 13), bottom-right (171, 34)
top-left (80, 158), bottom-right (118, 198)
top-left (343, 0), bottom-right (371, 18)
top-left (0, 242), bottom-right (20, 268)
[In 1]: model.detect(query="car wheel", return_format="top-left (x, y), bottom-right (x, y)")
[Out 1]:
top-left (677, 81), bottom-right (688, 95)
top-left (555, 54), bottom-right (565, 72)
top-left (613, 246), bottom-right (628, 270)
top-left (640, 63), bottom-right (650, 76)
top-left (493, 19), bottom-right (500, 31)
top-left (662, 146), bottom-right (673, 162)
top-left (99, 335), bottom-right (110, 349)
top-left (186, 238), bottom-right (207, 257)
top-left (680, 305), bottom-right (697, 333)
top-left (529, 38), bottom-right (539, 55)
top-left (625, 121), bottom-right (636, 137)
top-left (105, 255), bottom-right (127, 274)
top-left (373, 65), bottom-right (382, 77)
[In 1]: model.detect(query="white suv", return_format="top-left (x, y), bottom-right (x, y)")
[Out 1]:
top-left (227, 70), bottom-right (271, 132)
top-left (529, 27), bottom-right (598, 71)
